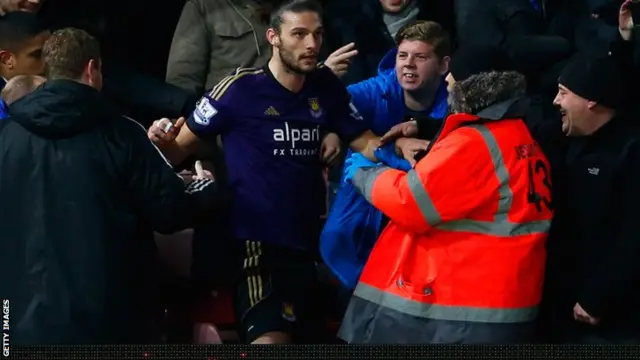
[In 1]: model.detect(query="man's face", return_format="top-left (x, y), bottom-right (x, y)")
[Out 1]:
top-left (553, 84), bottom-right (593, 136)
top-left (271, 11), bottom-right (323, 74)
top-left (395, 40), bottom-right (448, 93)
top-left (1, 0), bottom-right (45, 13)
top-left (2, 31), bottom-right (50, 79)
top-left (379, 0), bottom-right (409, 13)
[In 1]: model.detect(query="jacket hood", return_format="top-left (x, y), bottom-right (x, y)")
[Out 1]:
top-left (377, 48), bottom-right (398, 75)
top-left (8, 79), bottom-right (117, 138)
top-left (448, 71), bottom-right (527, 116)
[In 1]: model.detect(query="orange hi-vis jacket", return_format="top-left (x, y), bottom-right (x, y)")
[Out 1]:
top-left (339, 97), bottom-right (553, 344)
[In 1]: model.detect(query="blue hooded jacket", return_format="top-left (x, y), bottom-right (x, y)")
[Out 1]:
top-left (320, 48), bottom-right (449, 290)
top-left (346, 47), bottom-right (449, 135)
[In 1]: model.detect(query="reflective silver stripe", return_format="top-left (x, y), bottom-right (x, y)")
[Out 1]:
top-left (353, 167), bottom-right (443, 226)
top-left (352, 124), bottom-right (551, 236)
top-left (407, 169), bottom-right (442, 226)
top-left (352, 166), bottom-right (389, 204)
top-left (436, 219), bottom-right (551, 237)
top-left (354, 282), bottom-right (538, 323)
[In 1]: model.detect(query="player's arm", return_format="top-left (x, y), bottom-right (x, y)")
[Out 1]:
top-left (326, 76), bottom-right (380, 160)
top-left (151, 122), bottom-right (201, 167)
top-left (151, 89), bottom-right (233, 166)
top-left (349, 130), bottom-right (379, 157)
top-left (121, 117), bottom-right (223, 234)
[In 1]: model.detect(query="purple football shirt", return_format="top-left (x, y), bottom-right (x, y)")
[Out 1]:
top-left (186, 66), bottom-right (367, 250)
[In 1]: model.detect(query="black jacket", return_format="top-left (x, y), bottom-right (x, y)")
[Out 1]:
top-left (545, 116), bottom-right (640, 336)
top-left (0, 80), bottom-right (221, 344)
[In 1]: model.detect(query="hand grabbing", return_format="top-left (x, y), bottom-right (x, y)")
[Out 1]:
top-left (394, 137), bottom-right (430, 167)
top-left (343, 152), bottom-right (380, 184)
top-left (380, 120), bottom-right (419, 144)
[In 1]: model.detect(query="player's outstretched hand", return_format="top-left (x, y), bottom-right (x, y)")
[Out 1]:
top-left (148, 117), bottom-right (185, 147)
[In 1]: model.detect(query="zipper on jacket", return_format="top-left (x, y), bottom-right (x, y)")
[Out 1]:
top-left (227, 0), bottom-right (262, 56)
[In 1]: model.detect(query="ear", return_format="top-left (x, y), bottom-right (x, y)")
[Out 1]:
top-left (439, 56), bottom-right (451, 76)
top-left (266, 28), bottom-right (280, 46)
top-left (86, 59), bottom-right (100, 75)
top-left (0, 50), bottom-right (14, 68)
top-left (586, 100), bottom-right (597, 110)
top-left (85, 58), bottom-right (102, 86)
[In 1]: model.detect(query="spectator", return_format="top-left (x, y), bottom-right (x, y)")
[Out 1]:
top-left (166, 0), bottom-right (275, 96)
top-left (0, 11), bottom-right (50, 91)
top-left (542, 52), bottom-right (640, 344)
top-left (339, 71), bottom-right (553, 344)
top-left (382, 44), bottom-right (566, 171)
top-left (0, 28), bottom-right (222, 344)
top-left (380, 44), bottom-right (511, 145)
top-left (322, 0), bottom-right (455, 86)
top-left (320, 20), bottom-right (451, 303)
top-left (344, 21), bottom-right (450, 139)
top-left (148, 0), bottom-right (379, 344)
top-left (323, 20), bottom-right (450, 205)
top-left (0, 74), bottom-right (45, 104)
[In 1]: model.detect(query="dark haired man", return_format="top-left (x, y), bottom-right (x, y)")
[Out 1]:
top-left (0, 11), bottom-right (49, 90)
top-left (0, 28), bottom-right (222, 344)
top-left (148, 0), bottom-right (379, 344)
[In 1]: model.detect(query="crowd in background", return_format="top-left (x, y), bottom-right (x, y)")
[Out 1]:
top-left (1, 0), bottom-right (640, 346)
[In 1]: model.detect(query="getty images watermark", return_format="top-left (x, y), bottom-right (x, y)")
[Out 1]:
top-left (2, 299), bottom-right (8, 358)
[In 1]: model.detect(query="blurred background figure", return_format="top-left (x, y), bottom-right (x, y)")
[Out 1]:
top-left (0, 74), bottom-right (45, 104)
top-left (166, 0), bottom-right (277, 96)
top-left (0, 11), bottom-right (50, 90)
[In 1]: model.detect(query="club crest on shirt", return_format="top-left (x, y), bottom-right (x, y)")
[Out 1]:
top-left (308, 97), bottom-right (323, 118)
top-left (281, 302), bottom-right (296, 322)
top-left (194, 97), bottom-right (218, 126)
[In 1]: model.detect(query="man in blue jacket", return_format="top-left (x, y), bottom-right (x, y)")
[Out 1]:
top-left (326, 20), bottom-right (451, 200)
top-left (321, 21), bottom-right (451, 312)
top-left (346, 20), bottom-right (450, 140)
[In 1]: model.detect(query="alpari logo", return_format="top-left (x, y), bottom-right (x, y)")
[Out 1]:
top-left (273, 122), bottom-right (320, 156)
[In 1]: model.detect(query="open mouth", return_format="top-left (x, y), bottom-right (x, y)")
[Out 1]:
top-left (403, 73), bottom-right (418, 80)
top-left (559, 109), bottom-right (567, 119)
